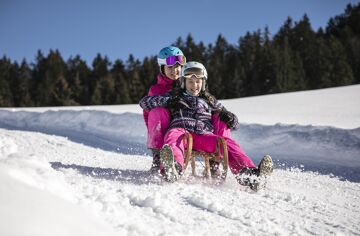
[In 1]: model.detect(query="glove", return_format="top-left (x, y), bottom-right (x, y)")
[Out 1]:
top-left (166, 95), bottom-right (181, 110)
top-left (219, 109), bottom-right (236, 127)
top-left (166, 82), bottom-right (182, 112)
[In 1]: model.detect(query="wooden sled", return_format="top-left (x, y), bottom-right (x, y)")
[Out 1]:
top-left (182, 133), bottom-right (229, 180)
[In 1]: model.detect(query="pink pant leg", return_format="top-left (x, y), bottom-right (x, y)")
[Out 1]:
top-left (224, 137), bottom-right (256, 174)
top-left (191, 133), bottom-right (256, 175)
top-left (212, 114), bottom-right (231, 138)
top-left (163, 128), bottom-right (187, 167)
top-left (147, 107), bottom-right (170, 149)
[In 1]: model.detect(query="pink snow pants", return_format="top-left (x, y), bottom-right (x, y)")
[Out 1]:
top-left (147, 110), bottom-right (231, 150)
top-left (147, 107), bottom-right (171, 149)
top-left (163, 128), bottom-right (256, 175)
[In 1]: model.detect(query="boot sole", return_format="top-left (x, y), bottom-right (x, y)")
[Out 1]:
top-left (250, 155), bottom-right (273, 191)
top-left (259, 155), bottom-right (273, 176)
top-left (160, 145), bottom-right (179, 182)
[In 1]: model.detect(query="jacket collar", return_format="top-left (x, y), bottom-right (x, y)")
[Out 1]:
top-left (157, 74), bottom-right (175, 86)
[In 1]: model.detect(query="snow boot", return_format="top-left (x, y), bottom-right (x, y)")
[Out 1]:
top-left (149, 149), bottom-right (161, 174)
top-left (236, 167), bottom-right (260, 190)
top-left (160, 145), bottom-right (181, 182)
top-left (209, 160), bottom-right (221, 179)
top-left (236, 155), bottom-right (273, 191)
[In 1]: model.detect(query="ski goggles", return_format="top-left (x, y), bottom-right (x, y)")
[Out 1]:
top-left (183, 67), bottom-right (206, 79)
top-left (158, 55), bottom-right (186, 66)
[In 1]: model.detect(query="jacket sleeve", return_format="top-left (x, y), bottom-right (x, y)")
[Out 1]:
top-left (228, 112), bottom-right (240, 130)
top-left (148, 85), bottom-right (159, 96)
top-left (213, 99), bottom-right (240, 131)
top-left (139, 94), bottom-right (171, 111)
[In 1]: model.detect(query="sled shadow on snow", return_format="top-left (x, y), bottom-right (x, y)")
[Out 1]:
top-left (50, 162), bottom-right (162, 185)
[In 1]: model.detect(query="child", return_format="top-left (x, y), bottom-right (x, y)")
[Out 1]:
top-left (143, 46), bottom-right (186, 173)
top-left (144, 47), bottom-right (231, 174)
top-left (140, 61), bottom-right (273, 190)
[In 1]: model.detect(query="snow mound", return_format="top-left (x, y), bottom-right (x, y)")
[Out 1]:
top-left (0, 134), bottom-right (18, 158)
top-left (0, 132), bottom-right (119, 236)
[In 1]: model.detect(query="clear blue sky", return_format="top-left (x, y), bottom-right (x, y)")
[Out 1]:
top-left (1, 0), bottom-right (359, 66)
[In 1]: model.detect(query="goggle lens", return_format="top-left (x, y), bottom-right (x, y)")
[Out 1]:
top-left (165, 55), bottom-right (186, 66)
top-left (183, 67), bottom-right (205, 79)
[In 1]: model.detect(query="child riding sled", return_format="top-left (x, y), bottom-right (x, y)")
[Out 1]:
top-left (140, 61), bottom-right (273, 191)
top-left (143, 46), bottom-right (232, 173)
top-left (143, 46), bottom-right (186, 173)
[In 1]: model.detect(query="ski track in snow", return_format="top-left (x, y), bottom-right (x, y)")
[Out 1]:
top-left (1, 129), bottom-right (359, 235)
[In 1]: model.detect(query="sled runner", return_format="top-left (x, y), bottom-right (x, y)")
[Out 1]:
top-left (182, 133), bottom-right (229, 180)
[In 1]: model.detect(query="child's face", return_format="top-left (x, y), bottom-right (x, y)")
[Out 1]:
top-left (185, 76), bottom-right (203, 96)
top-left (164, 64), bottom-right (182, 80)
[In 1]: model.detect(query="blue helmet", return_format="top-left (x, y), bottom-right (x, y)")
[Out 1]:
top-left (157, 46), bottom-right (184, 66)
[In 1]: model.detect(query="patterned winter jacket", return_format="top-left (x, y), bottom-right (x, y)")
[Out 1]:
top-left (139, 91), bottom-right (240, 134)
top-left (143, 74), bottom-right (177, 128)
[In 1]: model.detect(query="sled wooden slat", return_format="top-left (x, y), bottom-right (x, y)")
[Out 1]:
top-left (182, 133), bottom-right (229, 180)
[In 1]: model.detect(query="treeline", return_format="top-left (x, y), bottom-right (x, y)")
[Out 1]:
top-left (0, 3), bottom-right (359, 107)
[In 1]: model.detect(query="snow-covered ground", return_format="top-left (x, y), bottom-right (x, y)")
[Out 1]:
top-left (0, 85), bottom-right (360, 235)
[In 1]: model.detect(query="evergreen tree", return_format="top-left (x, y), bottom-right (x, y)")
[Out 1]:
top-left (32, 50), bottom-right (72, 106)
top-left (31, 50), bottom-right (42, 105)
top-left (313, 37), bottom-right (333, 88)
top-left (141, 56), bottom-right (157, 93)
top-left (326, 3), bottom-right (360, 83)
top-left (6, 60), bottom-right (20, 106)
top-left (292, 14), bottom-right (319, 89)
top-left (258, 27), bottom-right (277, 94)
top-left (181, 34), bottom-right (206, 62)
top-left (66, 55), bottom-right (91, 105)
top-left (274, 37), bottom-right (306, 92)
top-left (207, 34), bottom-right (229, 98)
top-left (47, 50), bottom-right (73, 105)
top-left (52, 50), bottom-right (70, 105)
top-left (223, 45), bottom-right (242, 98)
top-left (126, 54), bottom-right (145, 103)
top-left (91, 54), bottom-right (111, 105)
top-left (16, 60), bottom-right (34, 106)
top-left (174, 36), bottom-right (185, 50)
top-left (0, 57), bottom-right (14, 106)
top-left (100, 74), bottom-right (116, 105)
top-left (238, 31), bottom-right (263, 96)
top-left (273, 17), bottom-right (294, 48)
top-left (327, 36), bottom-right (354, 86)
top-left (112, 59), bottom-right (131, 104)
top-left (273, 17), bottom-right (308, 92)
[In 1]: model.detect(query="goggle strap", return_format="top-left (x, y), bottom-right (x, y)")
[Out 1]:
top-left (157, 58), bottom-right (166, 65)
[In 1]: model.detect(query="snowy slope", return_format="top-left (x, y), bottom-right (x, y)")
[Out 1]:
top-left (1, 129), bottom-right (359, 235)
top-left (0, 85), bottom-right (360, 235)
